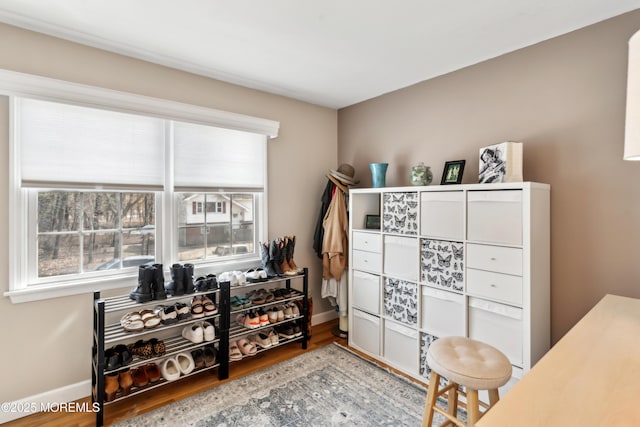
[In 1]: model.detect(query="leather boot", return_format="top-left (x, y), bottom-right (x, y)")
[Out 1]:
top-left (104, 373), bottom-right (119, 402)
top-left (129, 265), bottom-right (153, 303)
top-left (260, 242), bottom-right (277, 278)
top-left (269, 239), bottom-right (284, 276)
top-left (132, 366), bottom-right (149, 388)
top-left (118, 369), bottom-right (133, 397)
top-left (286, 236), bottom-right (300, 272)
top-left (183, 263), bottom-right (195, 294)
top-left (165, 264), bottom-right (184, 296)
top-left (151, 264), bottom-right (167, 300)
top-left (278, 238), bottom-right (294, 275)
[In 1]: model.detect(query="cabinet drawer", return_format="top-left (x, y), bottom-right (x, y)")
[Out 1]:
top-left (353, 271), bottom-right (380, 315)
top-left (384, 235), bottom-right (418, 281)
top-left (352, 231), bottom-right (382, 253)
top-left (467, 243), bottom-right (522, 276)
top-left (420, 191), bottom-right (464, 240)
top-left (467, 268), bottom-right (523, 306)
top-left (467, 190), bottom-right (522, 245)
top-left (352, 309), bottom-right (381, 355)
top-left (384, 319), bottom-right (418, 375)
top-left (469, 297), bottom-right (523, 367)
top-left (421, 287), bottom-right (465, 337)
top-left (352, 249), bottom-right (382, 272)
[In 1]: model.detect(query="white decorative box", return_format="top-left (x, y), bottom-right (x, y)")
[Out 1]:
top-left (479, 141), bottom-right (523, 183)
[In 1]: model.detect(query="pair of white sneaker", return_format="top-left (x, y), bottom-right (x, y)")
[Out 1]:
top-left (182, 321), bottom-right (215, 343)
top-left (218, 271), bottom-right (247, 287)
top-left (160, 352), bottom-right (195, 381)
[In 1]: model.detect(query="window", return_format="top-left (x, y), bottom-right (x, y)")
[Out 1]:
top-left (3, 71), bottom-right (278, 303)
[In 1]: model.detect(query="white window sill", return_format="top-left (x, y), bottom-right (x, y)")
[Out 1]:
top-left (5, 256), bottom-right (262, 304)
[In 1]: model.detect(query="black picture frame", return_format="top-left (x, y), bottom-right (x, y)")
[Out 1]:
top-left (365, 214), bottom-right (381, 230)
top-left (440, 160), bottom-right (466, 185)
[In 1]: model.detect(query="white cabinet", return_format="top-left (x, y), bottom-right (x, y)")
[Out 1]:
top-left (349, 183), bottom-right (550, 386)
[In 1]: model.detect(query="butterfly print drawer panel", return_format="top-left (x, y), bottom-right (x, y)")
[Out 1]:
top-left (384, 278), bottom-right (418, 326)
top-left (383, 192), bottom-right (418, 235)
top-left (420, 239), bottom-right (464, 293)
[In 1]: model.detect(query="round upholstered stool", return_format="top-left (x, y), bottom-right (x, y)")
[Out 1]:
top-left (422, 336), bottom-right (512, 427)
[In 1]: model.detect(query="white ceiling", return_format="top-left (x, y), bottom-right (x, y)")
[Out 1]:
top-left (0, 0), bottom-right (638, 109)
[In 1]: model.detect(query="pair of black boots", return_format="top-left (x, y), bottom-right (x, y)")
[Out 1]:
top-left (164, 263), bottom-right (195, 297)
top-left (129, 264), bottom-right (167, 303)
top-left (259, 236), bottom-right (299, 278)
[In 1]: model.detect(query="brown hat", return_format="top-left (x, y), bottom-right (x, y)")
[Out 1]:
top-left (329, 163), bottom-right (359, 185)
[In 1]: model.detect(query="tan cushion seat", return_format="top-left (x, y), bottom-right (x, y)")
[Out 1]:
top-left (427, 336), bottom-right (512, 390)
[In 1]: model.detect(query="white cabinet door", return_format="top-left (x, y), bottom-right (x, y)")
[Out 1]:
top-left (467, 190), bottom-right (522, 245)
top-left (420, 191), bottom-right (464, 240)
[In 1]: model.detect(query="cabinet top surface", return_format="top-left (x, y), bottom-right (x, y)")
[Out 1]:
top-left (349, 182), bottom-right (549, 194)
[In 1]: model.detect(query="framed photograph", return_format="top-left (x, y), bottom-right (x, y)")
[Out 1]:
top-left (440, 160), bottom-right (465, 185)
top-left (365, 214), bottom-right (381, 230)
top-left (479, 141), bottom-right (523, 183)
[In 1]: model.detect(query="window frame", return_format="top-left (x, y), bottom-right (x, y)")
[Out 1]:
top-left (2, 70), bottom-right (278, 303)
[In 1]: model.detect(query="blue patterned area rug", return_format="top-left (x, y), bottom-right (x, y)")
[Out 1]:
top-left (113, 343), bottom-right (430, 426)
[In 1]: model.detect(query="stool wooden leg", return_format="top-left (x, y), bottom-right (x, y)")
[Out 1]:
top-left (422, 372), bottom-right (441, 427)
top-left (446, 382), bottom-right (459, 426)
top-left (466, 389), bottom-right (480, 427)
top-left (488, 389), bottom-right (500, 408)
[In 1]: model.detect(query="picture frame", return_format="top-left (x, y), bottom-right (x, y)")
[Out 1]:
top-left (365, 214), bottom-right (381, 230)
top-left (440, 160), bottom-right (466, 185)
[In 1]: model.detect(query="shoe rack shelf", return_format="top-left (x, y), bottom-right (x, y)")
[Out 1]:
top-left (91, 267), bottom-right (308, 426)
top-left (92, 288), bottom-right (227, 427)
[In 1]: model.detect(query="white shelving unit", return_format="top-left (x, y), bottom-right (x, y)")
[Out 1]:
top-left (348, 182), bottom-right (550, 395)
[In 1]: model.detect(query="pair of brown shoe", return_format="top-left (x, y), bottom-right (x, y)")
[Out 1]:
top-left (104, 363), bottom-right (160, 402)
top-left (131, 363), bottom-right (161, 388)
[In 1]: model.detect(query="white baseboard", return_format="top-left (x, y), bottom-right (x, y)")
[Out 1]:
top-left (1, 310), bottom-right (339, 424)
top-left (311, 308), bottom-right (339, 325)
top-left (0, 380), bottom-right (91, 424)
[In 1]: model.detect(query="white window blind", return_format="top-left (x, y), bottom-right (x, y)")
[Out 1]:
top-left (19, 98), bottom-right (165, 189)
top-left (173, 121), bottom-right (266, 191)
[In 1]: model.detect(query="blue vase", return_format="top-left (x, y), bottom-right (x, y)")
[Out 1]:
top-left (369, 163), bottom-right (389, 188)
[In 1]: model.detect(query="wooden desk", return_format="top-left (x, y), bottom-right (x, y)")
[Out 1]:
top-left (477, 294), bottom-right (640, 427)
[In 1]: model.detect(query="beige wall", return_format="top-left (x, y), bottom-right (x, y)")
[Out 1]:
top-left (339, 9), bottom-right (640, 344)
top-left (0, 23), bottom-right (336, 402)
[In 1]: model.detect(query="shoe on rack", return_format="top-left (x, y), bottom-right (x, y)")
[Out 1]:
top-left (154, 305), bottom-right (178, 325)
top-left (191, 296), bottom-right (205, 319)
top-left (165, 264), bottom-right (185, 296)
top-left (199, 320), bottom-right (216, 341)
top-left (229, 341), bottom-right (243, 361)
top-left (237, 338), bottom-right (257, 356)
top-left (267, 328), bottom-right (279, 346)
top-left (191, 349), bottom-right (204, 369)
top-left (258, 309), bottom-right (270, 326)
top-left (243, 311), bottom-right (261, 329)
top-left (251, 332), bottom-right (272, 349)
top-left (283, 305), bottom-right (294, 319)
top-left (176, 352), bottom-right (195, 375)
top-left (149, 338), bottom-right (166, 357)
top-left (104, 373), bottom-right (119, 402)
top-left (132, 366), bottom-right (149, 387)
top-left (140, 309), bottom-right (161, 329)
top-left (207, 274), bottom-right (218, 289)
top-left (259, 242), bottom-right (278, 278)
top-left (291, 303), bottom-right (300, 317)
top-left (182, 323), bottom-right (204, 343)
top-left (160, 357), bottom-right (181, 381)
top-left (128, 340), bottom-right (153, 359)
top-left (267, 309), bottom-right (278, 324)
top-left (202, 296), bottom-right (218, 315)
top-left (293, 323), bottom-right (302, 337)
top-left (118, 369), bottom-right (133, 396)
top-left (194, 276), bottom-right (209, 292)
top-left (175, 302), bottom-right (191, 321)
top-left (277, 324), bottom-right (297, 340)
top-left (129, 265), bottom-right (153, 303)
top-left (183, 263), bottom-right (195, 294)
top-left (203, 345), bottom-right (217, 367)
top-left (150, 264), bottom-right (167, 300)
top-left (144, 363), bottom-right (161, 382)
top-left (245, 268), bottom-right (263, 283)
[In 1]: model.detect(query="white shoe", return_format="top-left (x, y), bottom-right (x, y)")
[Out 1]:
top-left (182, 323), bottom-right (204, 343)
top-left (160, 357), bottom-right (181, 381)
top-left (291, 303), bottom-right (300, 317)
top-left (199, 320), bottom-right (215, 341)
top-left (175, 352), bottom-right (195, 375)
top-left (233, 271), bottom-right (247, 286)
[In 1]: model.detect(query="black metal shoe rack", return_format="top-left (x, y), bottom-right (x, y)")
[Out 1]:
top-left (91, 267), bottom-right (308, 426)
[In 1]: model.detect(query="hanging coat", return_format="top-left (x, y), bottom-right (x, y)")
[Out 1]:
top-left (321, 187), bottom-right (348, 280)
top-left (313, 180), bottom-right (334, 258)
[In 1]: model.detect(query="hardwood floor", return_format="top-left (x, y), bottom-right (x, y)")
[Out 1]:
top-left (5, 320), bottom-right (347, 427)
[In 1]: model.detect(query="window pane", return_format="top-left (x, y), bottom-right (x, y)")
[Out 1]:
top-left (178, 226), bottom-right (206, 261)
top-left (84, 231), bottom-right (119, 271)
top-left (38, 234), bottom-right (80, 277)
top-left (83, 192), bottom-right (118, 230)
top-left (207, 224), bottom-right (232, 257)
top-left (38, 192), bottom-right (80, 233)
